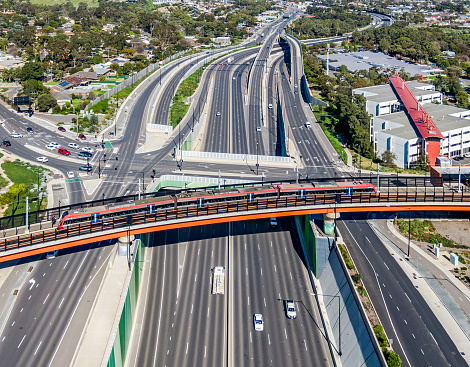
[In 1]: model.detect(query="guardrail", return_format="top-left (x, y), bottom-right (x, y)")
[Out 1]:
top-left (1, 188), bottom-right (470, 257)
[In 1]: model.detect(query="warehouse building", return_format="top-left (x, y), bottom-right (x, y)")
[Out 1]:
top-left (353, 75), bottom-right (470, 168)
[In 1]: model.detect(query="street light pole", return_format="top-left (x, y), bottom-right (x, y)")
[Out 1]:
top-left (256, 141), bottom-right (259, 176)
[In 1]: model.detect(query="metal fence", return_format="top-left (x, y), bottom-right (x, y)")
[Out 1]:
top-left (176, 149), bottom-right (292, 162)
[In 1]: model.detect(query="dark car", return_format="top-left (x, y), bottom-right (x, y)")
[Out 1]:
top-left (79, 165), bottom-right (93, 172)
top-left (2, 140), bottom-right (11, 146)
top-left (80, 150), bottom-right (93, 157)
top-left (78, 133), bottom-right (86, 140)
top-left (58, 126), bottom-right (66, 132)
top-left (27, 127), bottom-right (34, 133)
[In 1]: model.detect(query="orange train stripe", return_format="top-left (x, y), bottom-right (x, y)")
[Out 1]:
top-left (1, 204), bottom-right (469, 263)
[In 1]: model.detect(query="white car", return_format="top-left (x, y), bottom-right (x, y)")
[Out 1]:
top-left (253, 314), bottom-right (264, 331)
top-left (46, 144), bottom-right (56, 151)
top-left (284, 300), bottom-right (297, 319)
top-left (269, 217), bottom-right (277, 227)
top-left (49, 142), bottom-right (60, 148)
top-left (216, 112), bottom-right (221, 116)
top-left (11, 133), bottom-right (23, 138)
top-left (67, 171), bottom-right (75, 179)
top-left (82, 147), bottom-right (94, 154)
top-left (68, 142), bottom-right (79, 149)
top-left (268, 103), bottom-right (273, 109)
top-left (256, 126), bottom-right (261, 132)
top-left (305, 121), bottom-right (311, 128)
top-left (46, 250), bottom-right (58, 259)
top-left (36, 156), bottom-right (48, 163)
top-left (465, 152), bottom-right (470, 158)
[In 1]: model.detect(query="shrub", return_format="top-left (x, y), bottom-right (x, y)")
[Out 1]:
top-left (373, 325), bottom-right (388, 348)
top-left (383, 348), bottom-right (402, 367)
top-left (352, 273), bottom-right (363, 284)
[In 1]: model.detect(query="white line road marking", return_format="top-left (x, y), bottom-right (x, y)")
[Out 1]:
top-left (152, 245), bottom-right (167, 367)
top-left (69, 248), bottom-right (90, 288)
top-left (58, 298), bottom-right (64, 309)
top-left (63, 261), bottom-right (69, 270)
top-left (246, 267), bottom-right (248, 276)
top-left (430, 332), bottom-right (437, 345)
top-left (29, 279), bottom-right (35, 290)
top-left (18, 335), bottom-right (26, 348)
top-left (303, 340), bottom-right (307, 351)
top-left (274, 265), bottom-right (276, 272)
top-left (404, 319), bottom-right (407, 325)
top-left (383, 262), bottom-right (390, 270)
top-left (290, 272), bottom-right (292, 280)
top-left (264, 298), bottom-right (266, 307)
top-left (194, 273), bottom-right (197, 282)
top-left (260, 268), bottom-right (262, 276)
top-left (250, 332), bottom-right (252, 343)
top-left (248, 296), bottom-right (250, 306)
top-left (284, 328), bottom-right (287, 339)
top-left (207, 307), bottom-right (210, 317)
top-left (258, 244), bottom-right (260, 251)
top-left (20, 308), bottom-right (23, 313)
top-left (43, 293), bottom-right (50, 304)
top-left (42, 273), bottom-right (46, 277)
top-left (405, 293), bottom-right (411, 303)
top-left (34, 341), bottom-right (42, 355)
top-left (268, 334), bottom-right (271, 345)
top-left (412, 333), bottom-right (415, 338)
top-left (186, 342), bottom-right (189, 354)
top-left (204, 346), bottom-right (207, 358)
top-left (421, 349), bottom-right (424, 355)
top-left (211, 251), bottom-right (213, 258)
top-left (1, 336), bottom-right (4, 341)
top-left (397, 306), bottom-right (400, 311)
top-left (191, 304), bottom-right (193, 314)
top-left (11, 321), bottom-right (15, 326)
top-left (389, 294), bottom-right (392, 298)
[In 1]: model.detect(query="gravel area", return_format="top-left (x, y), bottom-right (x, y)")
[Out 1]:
top-left (432, 220), bottom-right (470, 248)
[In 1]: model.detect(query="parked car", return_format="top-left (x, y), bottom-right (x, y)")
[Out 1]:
top-left (26, 127), bottom-right (34, 133)
top-left (68, 142), bottom-right (79, 149)
top-left (79, 164), bottom-right (93, 172)
top-left (11, 132), bottom-right (23, 138)
top-left (58, 148), bottom-right (71, 156)
top-left (58, 126), bottom-right (66, 132)
top-left (2, 140), bottom-right (11, 146)
top-left (78, 133), bottom-right (86, 140)
top-left (36, 156), bottom-right (48, 163)
top-left (253, 314), bottom-right (264, 331)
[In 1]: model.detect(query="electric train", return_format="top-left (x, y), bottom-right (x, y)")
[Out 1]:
top-left (57, 181), bottom-right (376, 229)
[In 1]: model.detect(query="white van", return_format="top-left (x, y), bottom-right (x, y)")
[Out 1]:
top-left (305, 121), bottom-right (311, 128)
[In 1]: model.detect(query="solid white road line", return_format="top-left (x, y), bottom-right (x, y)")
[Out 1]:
top-left (34, 340), bottom-right (42, 355)
top-left (18, 335), bottom-right (26, 348)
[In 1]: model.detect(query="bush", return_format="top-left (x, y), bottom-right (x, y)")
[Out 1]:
top-left (383, 348), bottom-right (402, 367)
top-left (373, 325), bottom-right (388, 348)
top-left (352, 273), bottom-right (363, 284)
top-left (338, 244), bottom-right (355, 270)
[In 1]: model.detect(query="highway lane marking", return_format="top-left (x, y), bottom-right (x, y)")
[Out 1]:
top-left (290, 272), bottom-right (292, 280)
top-left (58, 298), bottom-right (64, 309)
top-left (248, 296), bottom-right (250, 305)
top-left (405, 293), bottom-right (411, 303)
top-left (186, 342), bottom-right (189, 354)
top-left (1, 336), bottom-right (4, 341)
top-left (191, 304), bottom-right (193, 314)
top-left (383, 262), bottom-right (390, 271)
top-left (68, 246), bottom-right (91, 288)
top-left (260, 268), bottom-right (263, 276)
top-left (207, 307), bottom-right (210, 318)
top-left (194, 273), bottom-right (197, 282)
top-left (397, 306), bottom-right (400, 311)
top-left (34, 340), bottom-right (42, 355)
top-left (430, 332), bottom-right (437, 345)
top-left (284, 328), bottom-right (287, 339)
top-left (264, 298), bottom-right (266, 307)
top-left (412, 333), bottom-right (415, 338)
top-left (404, 319), bottom-right (407, 325)
top-left (11, 321), bottom-right (15, 326)
top-left (268, 334), bottom-right (271, 345)
top-left (18, 335), bottom-right (26, 348)
top-left (250, 332), bottom-right (252, 343)
top-left (43, 293), bottom-right (50, 304)
top-left (341, 222), bottom-right (412, 367)
top-left (303, 340), bottom-right (307, 351)
top-left (274, 264), bottom-right (277, 273)
top-left (421, 349), bottom-right (424, 355)
top-left (204, 346), bottom-right (207, 358)
top-left (43, 273), bottom-right (46, 277)
top-left (20, 308), bottom-right (23, 313)
top-left (246, 267), bottom-right (248, 276)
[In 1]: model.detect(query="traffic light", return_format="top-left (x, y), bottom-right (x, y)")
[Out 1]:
top-left (153, 169), bottom-right (156, 176)
top-left (43, 175), bottom-right (48, 183)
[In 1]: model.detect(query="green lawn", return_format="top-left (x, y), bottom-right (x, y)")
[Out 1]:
top-left (46, 81), bottom-right (58, 86)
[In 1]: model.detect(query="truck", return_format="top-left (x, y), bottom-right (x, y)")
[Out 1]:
top-left (212, 266), bottom-right (225, 295)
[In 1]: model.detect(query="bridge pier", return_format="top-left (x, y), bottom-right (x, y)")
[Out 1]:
top-left (323, 212), bottom-right (340, 236)
top-left (118, 235), bottom-right (135, 257)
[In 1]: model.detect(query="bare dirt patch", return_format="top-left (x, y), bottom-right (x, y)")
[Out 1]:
top-left (432, 221), bottom-right (470, 247)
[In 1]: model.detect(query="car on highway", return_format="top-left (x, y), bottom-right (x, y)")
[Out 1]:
top-left (67, 171), bottom-right (75, 179)
top-left (294, 90), bottom-right (298, 95)
top-left (11, 132), bottom-right (23, 138)
top-left (253, 314), bottom-right (264, 331)
top-left (216, 112), bottom-right (221, 116)
top-left (58, 126), bottom-right (66, 132)
top-left (268, 103), bottom-right (273, 109)
top-left (79, 164), bottom-right (93, 172)
top-left (68, 142), bottom-right (79, 149)
top-left (77, 152), bottom-right (90, 160)
top-left (26, 127), bottom-right (34, 133)
top-left (282, 77), bottom-right (286, 81)
top-left (2, 140), bottom-right (11, 146)
top-left (46, 250), bottom-right (58, 259)
top-left (269, 217), bottom-right (277, 227)
top-left (78, 133), bottom-right (86, 140)
top-left (36, 156), bottom-right (48, 163)
top-left (58, 148), bottom-right (71, 156)
top-left (49, 142), bottom-right (60, 148)
top-left (305, 121), bottom-right (311, 128)
top-left (256, 126), bottom-right (261, 132)
top-left (82, 147), bottom-right (94, 154)
top-left (233, 76), bottom-right (236, 80)
top-left (465, 152), bottom-right (470, 158)
top-left (294, 84), bottom-right (298, 88)
top-left (46, 144), bottom-right (56, 150)
top-left (284, 300), bottom-right (297, 319)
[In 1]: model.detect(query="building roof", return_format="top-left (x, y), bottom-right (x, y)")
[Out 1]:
top-left (375, 103), bottom-right (470, 140)
top-left (317, 51), bottom-right (441, 76)
top-left (355, 81), bottom-right (438, 104)
top-left (389, 74), bottom-right (444, 140)
top-left (72, 71), bottom-right (98, 80)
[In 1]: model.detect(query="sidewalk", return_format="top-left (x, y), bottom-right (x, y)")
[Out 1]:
top-left (368, 216), bottom-right (470, 362)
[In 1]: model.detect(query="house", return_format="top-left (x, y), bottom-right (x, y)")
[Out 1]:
top-left (71, 71), bottom-right (98, 81)
top-left (51, 90), bottom-right (72, 107)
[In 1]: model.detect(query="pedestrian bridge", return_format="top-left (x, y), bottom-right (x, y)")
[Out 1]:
top-left (0, 184), bottom-right (469, 263)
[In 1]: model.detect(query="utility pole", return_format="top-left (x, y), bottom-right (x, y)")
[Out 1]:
top-left (25, 196), bottom-right (28, 229)
top-left (138, 178), bottom-right (141, 200)
top-left (458, 163), bottom-right (461, 192)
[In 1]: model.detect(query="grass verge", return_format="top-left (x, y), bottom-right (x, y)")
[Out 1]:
top-left (170, 67), bottom-right (203, 128)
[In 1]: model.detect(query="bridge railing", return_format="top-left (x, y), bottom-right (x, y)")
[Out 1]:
top-left (0, 176), bottom-right (464, 233)
top-left (1, 188), bottom-right (469, 255)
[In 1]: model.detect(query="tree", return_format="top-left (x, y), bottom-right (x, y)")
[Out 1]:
top-left (381, 150), bottom-right (397, 168)
top-left (17, 62), bottom-right (44, 82)
top-left (37, 94), bottom-right (57, 112)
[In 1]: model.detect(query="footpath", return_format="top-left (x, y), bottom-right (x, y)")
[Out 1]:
top-left (369, 215), bottom-right (470, 363)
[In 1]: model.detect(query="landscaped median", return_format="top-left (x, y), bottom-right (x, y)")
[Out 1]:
top-left (0, 154), bottom-right (50, 221)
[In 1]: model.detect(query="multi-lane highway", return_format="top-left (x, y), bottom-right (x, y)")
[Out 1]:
top-left (131, 218), bottom-right (333, 367)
